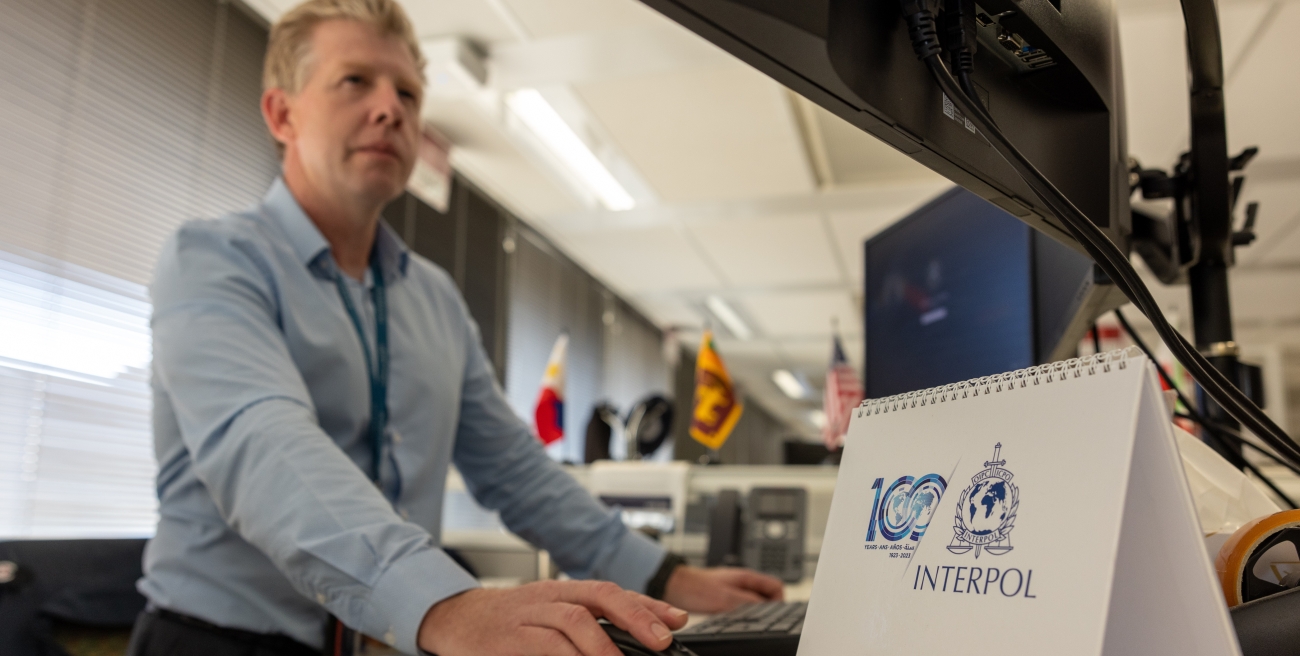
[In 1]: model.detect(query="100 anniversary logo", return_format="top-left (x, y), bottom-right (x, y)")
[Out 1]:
top-left (863, 472), bottom-right (948, 559)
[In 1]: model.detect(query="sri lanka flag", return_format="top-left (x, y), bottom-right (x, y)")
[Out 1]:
top-left (533, 333), bottom-right (568, 445)
top-left (689, 330), bottom-right (742, 450)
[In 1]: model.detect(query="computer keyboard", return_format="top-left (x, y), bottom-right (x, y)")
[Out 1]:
top-left (674, 601), bottom-right (806, 656)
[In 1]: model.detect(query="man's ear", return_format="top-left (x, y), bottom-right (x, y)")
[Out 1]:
top-left (261, 87), bottom-right (295, 152)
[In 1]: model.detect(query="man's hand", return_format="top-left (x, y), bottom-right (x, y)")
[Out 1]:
top-left (661, 565), bottom-right (785, 614)
top-left (418, 580), bottom-right (688, 656)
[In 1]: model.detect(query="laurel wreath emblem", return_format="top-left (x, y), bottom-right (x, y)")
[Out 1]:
top-left (952, 480), bottom-right (1020, 545)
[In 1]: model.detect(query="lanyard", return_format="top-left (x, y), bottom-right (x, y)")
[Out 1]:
top-left (333, 255), bottom-right (388, 482)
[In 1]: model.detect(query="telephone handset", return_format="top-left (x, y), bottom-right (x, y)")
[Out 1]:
top-left (704, 487), bottom-right (806, 582)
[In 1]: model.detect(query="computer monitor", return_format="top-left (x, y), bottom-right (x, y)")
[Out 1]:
top-left (864, 187), bottom-right (1114, 398)
top-left (635, 0), bottom-right (1129, 253)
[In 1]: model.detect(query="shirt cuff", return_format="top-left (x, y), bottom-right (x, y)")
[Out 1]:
top-left (598, 529), bottom-right (666, 595)
top-left (366, 548), bottom-right (480, 655)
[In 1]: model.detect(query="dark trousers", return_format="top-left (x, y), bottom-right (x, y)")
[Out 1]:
top-left (127, 609), bottom-right (320, 656)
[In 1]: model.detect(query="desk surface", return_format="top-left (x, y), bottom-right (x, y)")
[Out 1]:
top-left (783, 578), bottom-right (814, 602)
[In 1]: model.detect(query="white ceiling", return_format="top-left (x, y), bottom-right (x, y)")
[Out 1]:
top-left (243, 0), bottom-right (1300, 438)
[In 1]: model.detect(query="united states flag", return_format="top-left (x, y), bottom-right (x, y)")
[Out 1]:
top-left (823, 334), bottom-right (863, 450)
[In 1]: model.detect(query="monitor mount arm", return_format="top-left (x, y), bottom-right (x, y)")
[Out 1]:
top-left (1128, 0), bottom-right (1261, 467)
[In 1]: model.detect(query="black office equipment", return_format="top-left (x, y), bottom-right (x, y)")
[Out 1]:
top-left (741, 488), bottom-right (806, 583)
top-left (864, 187), bottom-right (1112, 398)
top-left (704, 489), bottom-right (742, 568)
top-left (1230, 586), bottom-right (1300, 656)
top-left (601, 621), bottom-right (700, 656)
top-left (585, 403), bottom-right (620, 463)
top-left (625, 395), bottom-right (674, 458)
top-left (675, 601), bottom-right (806, 656)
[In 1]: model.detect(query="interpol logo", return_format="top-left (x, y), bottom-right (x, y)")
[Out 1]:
top-left (947, 443), bottom-right (1019, 558)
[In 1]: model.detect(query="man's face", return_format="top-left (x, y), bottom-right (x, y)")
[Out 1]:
top-left (274, 19), bottom-right (423, 206)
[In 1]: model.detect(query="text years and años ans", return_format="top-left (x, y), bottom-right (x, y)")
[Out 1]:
top-left (863, 542), bottom-right (915, 558)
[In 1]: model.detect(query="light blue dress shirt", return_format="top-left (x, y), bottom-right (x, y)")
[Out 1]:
top-left (140, 178), bottom-right (664, 654)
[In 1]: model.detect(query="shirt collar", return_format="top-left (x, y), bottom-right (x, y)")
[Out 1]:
top-left (260, 177), bottom-right (410, 281)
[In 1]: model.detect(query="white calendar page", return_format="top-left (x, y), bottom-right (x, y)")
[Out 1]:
top-left (797, 350), bottom-right (1239, 656)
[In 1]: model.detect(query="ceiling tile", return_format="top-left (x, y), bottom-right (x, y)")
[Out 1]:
top-left (501, 0), bottom-right (666, 39)
top-left (740, 290), bottom-right (860, 338)
top-left (574, 62), bottom-right (815, 203)
top-left (1219, 1), bottom-right (1275, 76)
top-left (688, 213), bottom-right (842, 287)
top-left (1226, 2), bottom-right (1300, 161)
top-left (709, 338), bottom-right (779, 361)
top-left (558, 226), bottom-right (721, 293)
top-left (629, 294), bottom-right (702, 329)
top-left (809, 104), bottom-right (940, 187)
top-left (400, 0), bottom-right (518, 43)
top-left (427, 98), bottom-right (583, 219)
top-left (1118, 0), bottom-right (1274, 166)
top-left (777, 338), bottom-right (862, 372)
top-left (1118, 7), bottom-right (1190, 167)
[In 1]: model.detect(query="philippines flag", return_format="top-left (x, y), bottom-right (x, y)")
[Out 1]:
top-left (823, 334), bottom-right (863, 450)
top-left (533, 333), bottom-right (568, 445)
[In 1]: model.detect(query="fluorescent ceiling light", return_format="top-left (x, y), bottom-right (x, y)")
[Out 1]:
top-left (772, 369), bottom-right (808, 399)
top-left (808, 410), bottom-right (827, 429)
top-left (506, 89), bottom-right (635, 211)
top-left (705, 295), bottom-right (752, 340)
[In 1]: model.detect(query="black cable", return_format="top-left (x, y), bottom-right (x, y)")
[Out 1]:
top-left (1176, 411), bottom-right (1300, 476)
top-left (899, 9), bottom-right (1300, 469)
top-left (940, 0), bottom-right (982, 110)
top-left (957, 70), bottom-right (983, 114)
top-left (1117, 309), bottom-right (1300, 477)
top-left (1116, 310), bottom-right (1300, 508)
top-left (1091, 322), bottom-right (1102, 355)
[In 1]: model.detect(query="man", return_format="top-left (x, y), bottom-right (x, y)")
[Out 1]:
top-left (128, 1), bottom-right (783, 655)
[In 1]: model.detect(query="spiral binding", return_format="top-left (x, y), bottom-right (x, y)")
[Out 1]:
top-left (856, 347), bottom-right (1145, 418)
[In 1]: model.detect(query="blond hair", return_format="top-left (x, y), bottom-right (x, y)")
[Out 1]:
top-left (263, 0), bottom-right (426, 95)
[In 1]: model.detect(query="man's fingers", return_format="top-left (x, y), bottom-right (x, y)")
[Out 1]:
top-left (646, 598), bottom-right (689, 629)
top-left (733, 569), bottom-right (785, 600)
top-left (556, 581), bottom-right (674, 651)
top-left (525, 603), bottom-right (621, 656)
top-left (519, 626), bottom-right (584, 656)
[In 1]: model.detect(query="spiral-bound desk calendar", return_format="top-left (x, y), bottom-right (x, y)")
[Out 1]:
top-left (798, 349), bottom-right (1241, 656)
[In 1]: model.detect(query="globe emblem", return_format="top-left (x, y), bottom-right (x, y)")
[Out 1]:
top-left (948, 443), bottom-right (1019, 558)
top-left (963, 480), bottom-right (1011, 536)
top-left (887, 486), bottom-right (939, 529)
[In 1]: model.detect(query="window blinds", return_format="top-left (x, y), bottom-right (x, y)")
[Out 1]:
top-left (0, 0), bottom-right (277, 537)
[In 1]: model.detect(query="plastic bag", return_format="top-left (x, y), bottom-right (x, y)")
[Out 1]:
top-left (1173, 423), bottom-right (1281, 557)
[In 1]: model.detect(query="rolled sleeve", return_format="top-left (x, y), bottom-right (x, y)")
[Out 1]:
top-left (599, 529), bottom-right (667, 593)
top-left (366, 548), bottom-right (480, 654)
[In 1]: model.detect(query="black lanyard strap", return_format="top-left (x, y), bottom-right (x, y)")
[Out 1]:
top-left (333, 255), bottom-right (388, 483)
